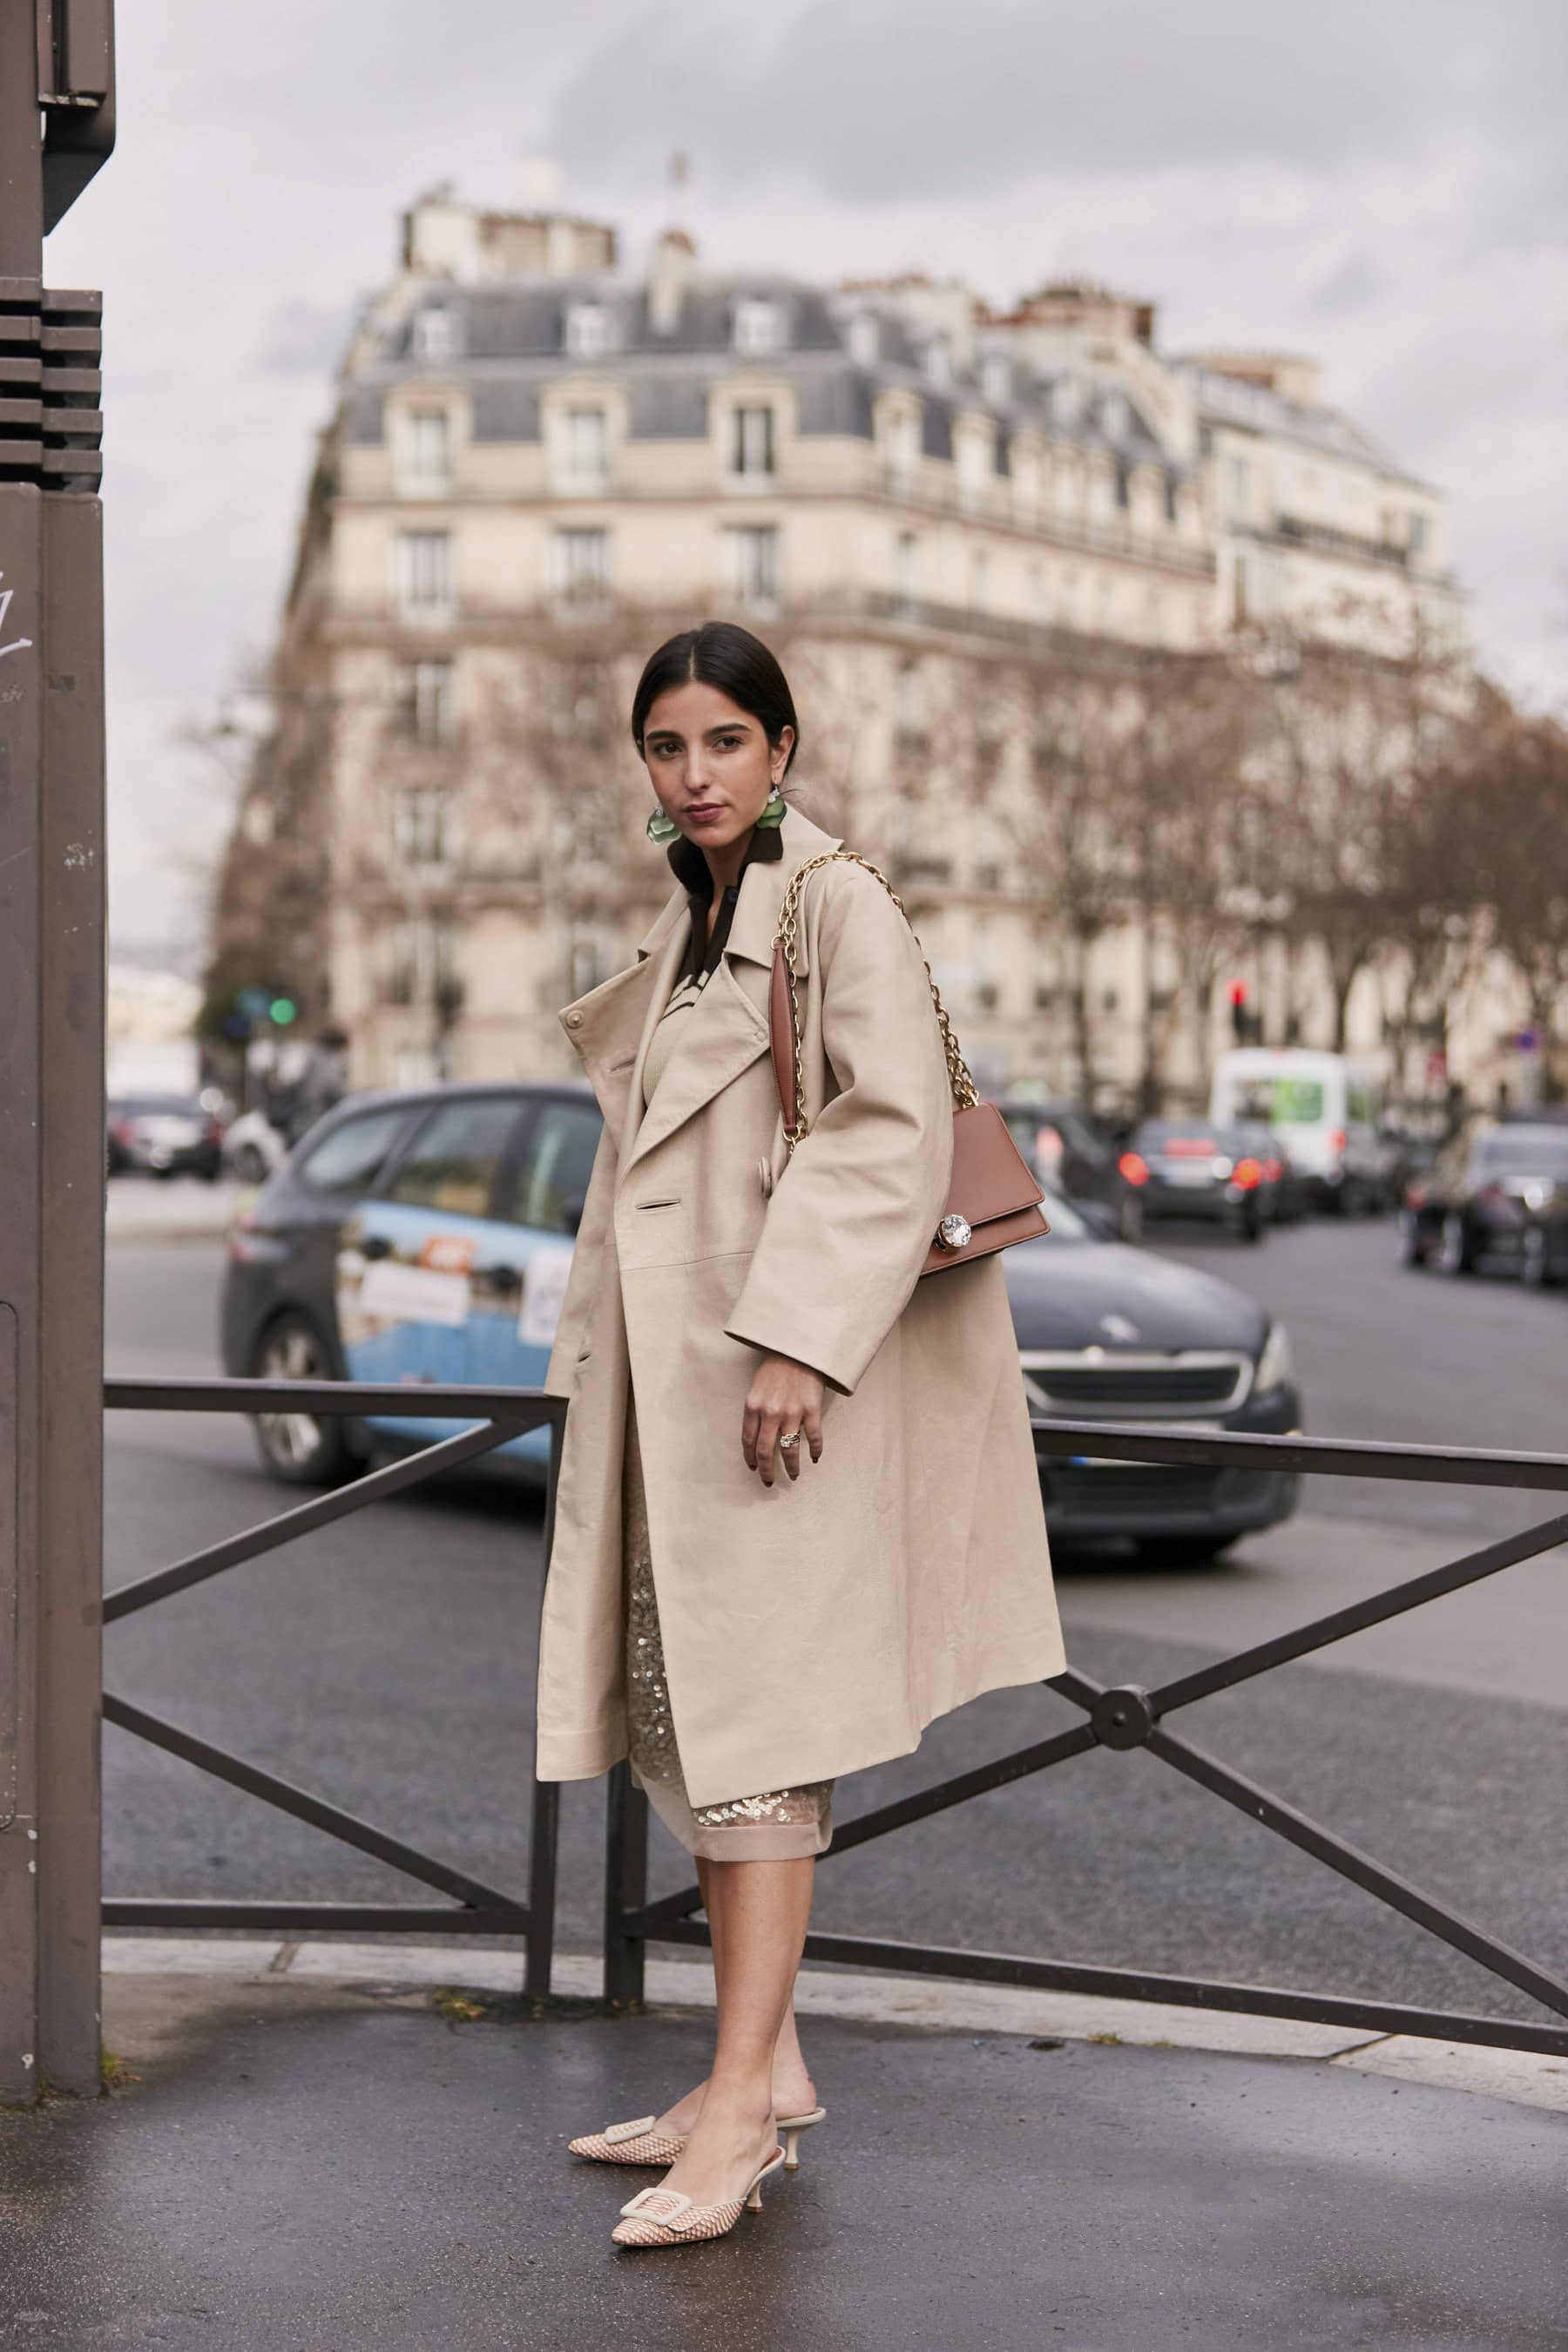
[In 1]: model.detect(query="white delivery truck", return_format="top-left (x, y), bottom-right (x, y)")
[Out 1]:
top-left (1209, 1048), bottom-right (1390, 1213)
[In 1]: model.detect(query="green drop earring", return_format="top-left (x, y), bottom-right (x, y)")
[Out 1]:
top-left (645, 803), bottom-right (680, 845)
top-left (754, 781), bottom-right (787, 830)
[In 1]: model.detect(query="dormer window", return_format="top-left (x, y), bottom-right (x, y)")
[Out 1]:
top-left (565, 302), bottom-right (611, 359)
top-left (1100, 390), bottom-right (1130, 442)
top-left (848, 313), bottom-right (881, 366)
top-left (411, 307), bottom-right (457, 362)
top-left (397, 405), bottom-right (451, 495)
top-left (983, 355), bottom-right (1010, 406)
top-left (924, 335), bottom-right (952, 389)
top-left (733, 298), bottom-right (784, 355)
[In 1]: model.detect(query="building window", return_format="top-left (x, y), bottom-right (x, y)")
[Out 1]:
top-left (552, 528), bottom-right (610, 605)
top-left (730, 405), bottom-right (776, 479)
top-left (924, 335), bottom-right (952, 389)
top-left (848, 313), bottom-right (880, 365)
top-left (397, 407), bottom-right (451, 495)
top-left (1095, 576), bottom-right (1115, 633)
top-left (983, 355), bottom-right (1010, 406)
top-left (969, 551), bottom-right (990, 613)
top-left (1100, 390), bottom-right (1130, 443)
top-left (410, 307), bottom-right (457, 361)
top-left (393, 659), bottom-right (456, 743)
top-left (723, 524), bottom-right (780, 612)
top-left (558, 406), bottom-right (608, 490)
top-left (565, 302), bottom-right (610, 358)
top-left (395, 530), bottom-right (454, 624)
top-left (893, 660), bottom-right (925, 751)
top-left (1408, 511), bottom-right (1429, 558)
top-left (733, 297), bottom-right (784, 355)
top-left (392, 786), bottom-right (456, 873)
top-left (895, 530), bottom-right (920, 612)
top-left (1227, 456), bottom-right (1250, 510)
top-left (390, 916), bottom-right (457, 1005)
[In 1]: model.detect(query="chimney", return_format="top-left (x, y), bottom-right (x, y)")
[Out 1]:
top-left (649, 228), bottom-right (696, 336)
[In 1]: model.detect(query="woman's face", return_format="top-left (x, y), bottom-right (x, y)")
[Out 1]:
top-left (641, 680), bottom-right (793, 854)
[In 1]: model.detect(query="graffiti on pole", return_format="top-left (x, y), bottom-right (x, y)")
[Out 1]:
top-left (0, 574), bottom-right (33, 661)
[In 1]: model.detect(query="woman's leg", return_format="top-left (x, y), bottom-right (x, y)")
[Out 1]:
top-left (652, 1855), bottom-right (817, 2133)
top-left (651, 1855), bottom-right (815, 2207)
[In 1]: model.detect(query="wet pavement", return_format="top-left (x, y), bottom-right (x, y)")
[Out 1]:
top-left (2, 1969), bottom-right (1564, 2350)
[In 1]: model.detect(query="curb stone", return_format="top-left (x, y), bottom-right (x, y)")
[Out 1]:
top-left (99, 1936), bottom-right (1568, 2115)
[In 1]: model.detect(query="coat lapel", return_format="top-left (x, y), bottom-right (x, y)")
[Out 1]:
top-left (557, 892), bottom-right (690, 1156)
top-left (617, 803), bottom-right (842, 1178)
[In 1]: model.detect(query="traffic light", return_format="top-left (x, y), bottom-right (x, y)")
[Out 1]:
top-left (1228, 979), bottom-right (1247, 1041)
top-left (268, 993), bottom-right (298, 1026)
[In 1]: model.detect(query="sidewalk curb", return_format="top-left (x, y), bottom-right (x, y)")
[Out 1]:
top-left (100, 1937), bottom-right (1568, 2116)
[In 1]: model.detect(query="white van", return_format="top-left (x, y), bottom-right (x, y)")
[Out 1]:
top-left (1209, 1049), bottom-right (1389, 1213)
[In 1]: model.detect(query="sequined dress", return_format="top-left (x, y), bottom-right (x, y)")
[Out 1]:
top-left (621, 839), bottom-right (835, 1861)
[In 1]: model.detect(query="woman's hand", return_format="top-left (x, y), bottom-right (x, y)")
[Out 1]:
top-left (741, 1352), bottom-right (826, 1486)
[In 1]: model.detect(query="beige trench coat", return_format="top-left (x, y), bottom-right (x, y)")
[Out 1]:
top-left (537, 801), bottom-right (1065, 1808)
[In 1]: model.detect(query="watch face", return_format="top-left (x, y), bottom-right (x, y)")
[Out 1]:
top-left (936, 1212), bottom-right (973, 1251)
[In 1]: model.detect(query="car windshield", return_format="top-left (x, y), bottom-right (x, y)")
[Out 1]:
top-left (1475, 1131), bottom-right (1568, 1179)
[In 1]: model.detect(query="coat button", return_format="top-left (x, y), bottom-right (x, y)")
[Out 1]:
top-left (564, 1011), bottom-right (584, 1029)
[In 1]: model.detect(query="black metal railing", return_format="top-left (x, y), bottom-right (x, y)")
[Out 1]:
top-left (102, 1378), bottom-right (564, 2001)
top-left (605, 1419), bottom-right (1568, 2058)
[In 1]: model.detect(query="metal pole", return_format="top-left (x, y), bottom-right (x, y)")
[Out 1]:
top-left (0, 0), bottom-right (112, 2105)
top-left (602, 1763), bottom-right (648, 2012)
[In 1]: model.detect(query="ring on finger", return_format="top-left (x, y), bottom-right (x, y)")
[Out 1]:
top-left (778, 1429), bottom-right (801, 1450)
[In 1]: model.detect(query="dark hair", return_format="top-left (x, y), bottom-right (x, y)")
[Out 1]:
top-left (630, 621), bottom-right (800, 776)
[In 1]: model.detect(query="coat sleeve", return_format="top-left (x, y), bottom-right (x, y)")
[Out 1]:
top-left (723, 862), bottom-right (955, 1396)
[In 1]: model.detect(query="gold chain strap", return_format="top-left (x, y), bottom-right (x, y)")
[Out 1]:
top-left (774, 850), bottom-right (979, 1153)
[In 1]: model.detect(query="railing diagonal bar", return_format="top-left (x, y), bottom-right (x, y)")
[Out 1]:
top-left (1146, 1723), bottom-right (1568, 2023)
top-left (105, 1414), bottom-right (535, 1622)
top-left (103, 1691), bottom-right (531, 1920)
top-left (1148, 1508), bottom-right (1568, 1716)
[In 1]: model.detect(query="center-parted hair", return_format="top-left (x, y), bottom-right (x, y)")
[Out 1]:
top-left (631, 621), bottom-right (800, 776)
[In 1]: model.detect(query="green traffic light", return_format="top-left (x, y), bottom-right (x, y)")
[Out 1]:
top-left (269, 997), bottom-right (298, 1025)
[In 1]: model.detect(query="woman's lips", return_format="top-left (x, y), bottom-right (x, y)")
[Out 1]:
top-left (684, 803), bottom-right (725, 822)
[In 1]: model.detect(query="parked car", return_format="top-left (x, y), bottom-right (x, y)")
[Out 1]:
top-left (106, 1092), bottom-right (223, 1180)
top-left (1227, 1119), bottom-right (1309, 1225)
top-left (221, 1082), bottom-right (1302, 1562)
top-left (1401, 1119), bottom-right (1568, 1286)
top-left (1209, 1048), bottom-right (1391, 1213)
top-left (1123, 1118), bottom-right (1267, 1242)
top-left (999, 1097), bottom-right (1145, 1242)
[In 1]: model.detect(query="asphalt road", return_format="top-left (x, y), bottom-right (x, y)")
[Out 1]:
top-left (103, 1211), bottom-right (1568, 2027)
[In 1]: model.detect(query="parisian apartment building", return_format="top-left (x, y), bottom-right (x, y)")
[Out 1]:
top-left (212, 190), bottom-right (1473, 1106)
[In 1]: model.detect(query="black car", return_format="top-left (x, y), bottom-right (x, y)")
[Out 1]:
top-left (1227, 1119), bottom-right (1309, 1225)
top-left (1000, 1098), bottom-right (1145, 1243)
top-left (106, 1092), bottom-right (223, 1180)
top-left (221, 1083), bottom-right (1302, 1561)
top-left (1402, 1120), bottom-right (1568, 1286)
top-left (1124, 1119), bottom-right (1267, 1242)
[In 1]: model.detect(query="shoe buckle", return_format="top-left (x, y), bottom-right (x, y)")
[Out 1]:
top-left (619, 2186), bottom-right (694, 2229)
top-left (603, 2114), bottom-right (657, 2145)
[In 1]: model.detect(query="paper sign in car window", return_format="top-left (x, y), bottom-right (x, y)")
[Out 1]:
top-left (420, 1233), bottom-right (476, 1275)
top-left (519, 1238), bottom-right (574, 1347)
top-left (358, 1259), bottom-right (471, 1328)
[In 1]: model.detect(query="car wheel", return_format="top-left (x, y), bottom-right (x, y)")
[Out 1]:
top-left (249, 1313), bottom-right (358, 1487)
top-left (1521, 1224), bottom-right (1555, 1290)
top-left (230, 1141), bottom-right (271, 1186)
top-left (1132, 1534), bottom-right (1240, 1568)
top-left (1400, 1208), bottom-right (1430, 1267)
top-left (1437, 1212), bottom-right (1475, 1275)
top-left (1118, 1193), bottom-right (1145, 1245)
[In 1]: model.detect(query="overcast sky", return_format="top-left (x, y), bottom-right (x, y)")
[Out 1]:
top-left (44, 0), bottom-right (1568, 966)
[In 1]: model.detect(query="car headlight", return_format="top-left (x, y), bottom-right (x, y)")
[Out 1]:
top-left (1254, 1320), bottom-right (1294, 1397)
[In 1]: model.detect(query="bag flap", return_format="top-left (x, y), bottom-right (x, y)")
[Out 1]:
top-left (948, 1100), bottom-right (1049, 1226)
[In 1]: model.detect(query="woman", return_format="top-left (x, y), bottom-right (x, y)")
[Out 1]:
top-left (538, 621), bottom-right (1065, 2249)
